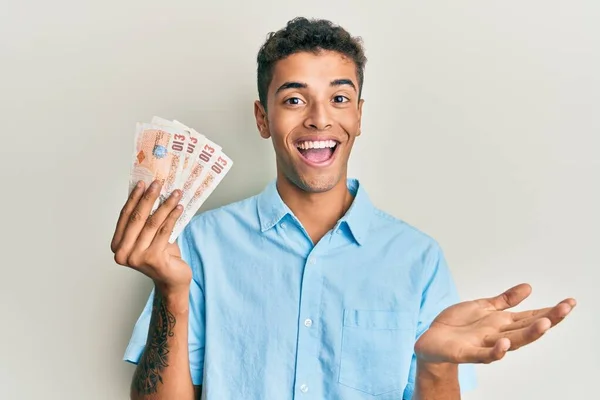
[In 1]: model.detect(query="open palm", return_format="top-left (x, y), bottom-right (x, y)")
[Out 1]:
top-left (415, 284), bottom-right (576, 364)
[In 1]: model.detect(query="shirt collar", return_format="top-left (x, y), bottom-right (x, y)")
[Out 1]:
top-left (257, 179), bottom-right (292, 232)
top-left (337, 178), bottom-right (373, 245)
top-left (256, 178), bottom-right (374, 245)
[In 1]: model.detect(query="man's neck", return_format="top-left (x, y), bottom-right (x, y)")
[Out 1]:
top-left (276, 174), bottom-right (354, 244)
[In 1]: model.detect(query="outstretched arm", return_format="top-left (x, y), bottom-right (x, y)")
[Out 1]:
top-left (411, 284), bottom-right (576, 400)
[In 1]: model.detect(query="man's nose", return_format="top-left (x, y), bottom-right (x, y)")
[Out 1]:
top-left (304, 102), bottom-right (332, 131)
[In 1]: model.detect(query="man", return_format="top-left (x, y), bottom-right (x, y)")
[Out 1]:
top-left (112, 17), bottom-right (575, 400)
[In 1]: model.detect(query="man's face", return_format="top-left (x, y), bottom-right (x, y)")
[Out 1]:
top-left (255, 50), bottom-right (364, 193)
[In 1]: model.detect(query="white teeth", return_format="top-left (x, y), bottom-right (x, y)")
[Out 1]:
top-left (297, 140), bottom-right (337, 150)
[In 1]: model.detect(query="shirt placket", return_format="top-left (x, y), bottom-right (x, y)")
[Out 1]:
top-left (293, 249), bottom-right (325, 399)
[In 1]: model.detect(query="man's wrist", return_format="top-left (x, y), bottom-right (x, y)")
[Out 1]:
top-left (155, 283), bottom-right (190, 314)
top-left (417, 360), bottom-right (459, 383)
top-left (413, 360), bottom-right (460, 400)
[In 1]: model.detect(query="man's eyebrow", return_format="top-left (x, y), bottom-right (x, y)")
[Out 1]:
top-left (275, 81), bottom-right (307, 94)
top-left (275, 79), bottom-right (357, 94)
top-left (331, 79), bottom-right (356, 92)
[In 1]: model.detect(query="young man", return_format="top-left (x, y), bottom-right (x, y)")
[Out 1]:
top-left (112, 17), bottom-right (575, 400)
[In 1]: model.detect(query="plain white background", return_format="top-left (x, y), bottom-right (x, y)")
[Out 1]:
top-left (1, 1), bottom-right (598, 399)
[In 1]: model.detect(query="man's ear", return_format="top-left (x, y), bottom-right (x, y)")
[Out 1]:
top-left (254, 100), bottom-right (270, 139)
top-left (356, 98), bottom-right (365, 137)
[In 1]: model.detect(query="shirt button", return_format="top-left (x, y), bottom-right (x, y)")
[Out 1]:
top-left (300, 384), bottom-right (309, 393)
top-left (309, 258), bottom-right (316, 265)
top-left (280, 222), bottom-right (286, 229)
top-left (304, 318), bottom-right (313, 327)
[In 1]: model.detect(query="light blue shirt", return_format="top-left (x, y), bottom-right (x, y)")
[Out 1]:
top-left (124, 178), bottom-right (476, 399)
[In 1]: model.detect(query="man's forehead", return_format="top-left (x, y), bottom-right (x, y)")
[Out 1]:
top-left (270, 51), bottom-right (358, 87)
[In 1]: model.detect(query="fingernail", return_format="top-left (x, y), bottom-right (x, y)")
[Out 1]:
top-left (136, 181), bottom-right (144, 188)
top-left (176, 204), bottom-right (183, 211)
top-left (173, 190), bottom-right (181, 198)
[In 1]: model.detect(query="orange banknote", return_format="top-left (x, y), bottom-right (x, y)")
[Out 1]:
top-left (170, 152), bottom-right (233, 242)
top-left (129, 123), bottom-right (187, 211)
top-left (129, 116), bottom-right (234, 242)
top-left (178, 139), bottom-right (222, 207)
top-left (171, 120), bottom-right (207, 180)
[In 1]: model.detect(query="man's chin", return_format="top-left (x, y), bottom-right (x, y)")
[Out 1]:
top-left (293, 174), bottom-right (341, 194)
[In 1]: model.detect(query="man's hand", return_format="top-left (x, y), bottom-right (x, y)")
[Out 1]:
top-left (111, 180), bottom-right (192, 296)
top-left (415, 283), bottom-right (576, 364)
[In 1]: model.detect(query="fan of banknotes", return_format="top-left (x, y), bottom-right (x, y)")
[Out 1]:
top-left (128, 116), bottom-right (233, 243)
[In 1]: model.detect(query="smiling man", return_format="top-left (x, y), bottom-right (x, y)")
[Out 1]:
top-left (113, 17), bottom-right (575, 400)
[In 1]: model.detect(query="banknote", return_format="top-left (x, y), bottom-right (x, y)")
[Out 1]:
top-left (171, 120), bottom-right (207, 180)
top-left (149, 117), bottom-right (191, 203)
top-left (129, 123), bottom-right (187, 212)
top-left (178, 138), bottom-right (222, 208)
top-left (169, 152), bottom-right (233, 242)
top-left (129, 116), bottom-right (233, 242)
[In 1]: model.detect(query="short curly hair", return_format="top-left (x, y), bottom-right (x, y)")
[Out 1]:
top-left (256, 17), bottom-right (367, 109)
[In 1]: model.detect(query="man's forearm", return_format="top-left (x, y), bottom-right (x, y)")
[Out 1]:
top-left (412, 361), bottom-right (460, 400)
top-left (131, 287), bottom-right (194, 400)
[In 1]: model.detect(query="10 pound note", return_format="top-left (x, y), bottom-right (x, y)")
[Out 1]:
top-left (129, 117), bottom-right (234, 243)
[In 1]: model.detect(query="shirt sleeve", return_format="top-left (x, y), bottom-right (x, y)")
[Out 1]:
top-left (122, 224), bottom-right (206, 385)
top-left (402, 243), bottom-right (477, 399)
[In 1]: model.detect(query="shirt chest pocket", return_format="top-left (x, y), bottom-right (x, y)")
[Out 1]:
top-left (339, 309), bottom-right (416, 396)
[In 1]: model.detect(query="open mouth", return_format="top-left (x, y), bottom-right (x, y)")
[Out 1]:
top-left (295, 139), bottom-right (339, 165)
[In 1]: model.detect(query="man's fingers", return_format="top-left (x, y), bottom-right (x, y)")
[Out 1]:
top-left (501, 308), bottom-right (551, 332)
top-left (510, 306), bottom-right (553, 322)
top-left (512, 298), bottom-right (576, 322)
top-left (457, 338), bottom-right (511, 364)
top-left (111, 181), bottom-right (145, 253)
top-left (150, 204), bottom-right (184, 250)
top-left (484, 318), bottom-right (552, 349)
top-left (135, 190), bottom-right (182, 251)
top-left (115, 180), bottom-right (163, 262)
top-left (485, 283), bottom-right (532, 311)
top-left (503, 301), bottom-right (574, 332)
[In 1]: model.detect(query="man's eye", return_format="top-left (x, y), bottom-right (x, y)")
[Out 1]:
top-left (333, 95), bottom-right (349, 103)
top-left (285, 97), bottom-right (304, 105)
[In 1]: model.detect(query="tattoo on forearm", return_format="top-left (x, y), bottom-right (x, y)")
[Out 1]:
top-left (133, 290), bottom-right (176, 394)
